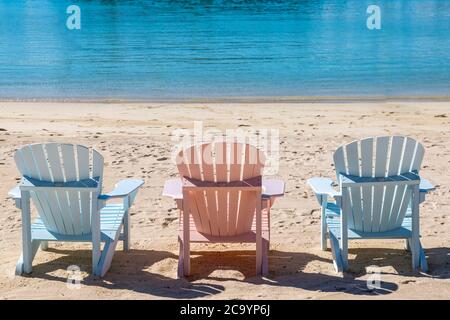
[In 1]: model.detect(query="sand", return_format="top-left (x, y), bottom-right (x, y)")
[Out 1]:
top-left (0, 101), bottom-right (448, 300)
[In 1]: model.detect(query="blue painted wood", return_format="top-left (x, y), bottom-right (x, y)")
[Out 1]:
top-left (329, 231), bottom-right (343, 273)
top-left (8, 186), bottom-right (20, 199)
top-left (419, 178), bottom-right (435, 192)
top-left (307, 177), bottom-right (340, 198)
top-left (339, 172), bottom-right (420, 187)
top-left (325, 202), bottom-right (341, 217)
top-left (309, 137), bottom-right (433, 273)
top-left (20, 176), bottom-right (100, 191)
top-left (98, 179), bottom-right (144, 200)
top-left (327, 215), bottom-right (412, 239)
top-left (419, 242), bottom-right (428, 273)
top-left (411, 185), bottom-right (420, 270)
top-left (18, 190), bottom-right (32, 275)
top-left (320, 195), bottom-right (327, 251)
top-left (11, 143), bottom-right (144, 277)
top-left (340, 188), bottom-right (349, 269)
top-left (31, 204), bottom-right (126, 242)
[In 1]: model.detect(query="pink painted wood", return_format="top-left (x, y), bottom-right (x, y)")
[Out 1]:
top-left (174, 141), bottom-right (273, 277)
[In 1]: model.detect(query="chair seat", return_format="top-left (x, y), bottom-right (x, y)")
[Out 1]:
top-left (31, 203), bottom-right (126, 242)
top-left (326, 203), bottom-right (412, 239)
top-left (180, 209), bottom-right (270, 243)
top-left (325, 202), bottom-right (413, 217)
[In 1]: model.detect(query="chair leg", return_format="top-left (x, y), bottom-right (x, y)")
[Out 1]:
top-left (329, 232), bottom-right (343, 273)
top-left (177, 237), bottom-right (184, 279)
top-left (410, 234), bottom-right (422, 271)
top-left (178, 237), bottom-right (190, 277)
top-left (418, 241), bottom-right (428, 273)
top-left (40, 241), bottom-right (49, 251)
top-left (123, 212), bottom-right (130, 252)
top-left (404, 238), bottom-right (410, 251)
top-left (92, 241), bottom-right (101, 275)
top-left (183, 237), bottom-right (190, 277)
top-left (411, 185), bottom-right (420, 271)
top-left (321, 197), bottom-right (328, 251)
top-left (97, 238), bottom-right (120, 277)
top-left (261, 238), bottom-right (269, 276)
top-left (16, 240), bottom-right (40, 275)
top-left (181, 195), bottom-right (191, 277)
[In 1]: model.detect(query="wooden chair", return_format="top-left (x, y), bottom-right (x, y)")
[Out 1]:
top-left (8, 143), bottom-right (144, 276)
top-left (163, 142), bottom-right (284, 277)
top-left (308, 136), bottom-right (435, 272)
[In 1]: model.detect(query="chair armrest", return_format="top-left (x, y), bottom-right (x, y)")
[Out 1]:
top-left (307, 177), bottom-right (341, 198)
top-left (99, 179), bottom-right (144, 200)
top-left (163, 177), bottom-right (285, 200)
top-left (262, 178), bottom-right (285, 198)
top-left (8, 186), bottom-right (21, 199)
top-left (162, 178), bottom-right (183, 199)
top-left (19, 176), bottom-right (100, 192)
top-left (420, 178), bottom-right (435, 193)
top-left (339, 172), bottom-right (420, 187)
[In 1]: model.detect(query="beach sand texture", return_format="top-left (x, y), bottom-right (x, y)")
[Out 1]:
top-left (0, 101), bottom-right (448, 299)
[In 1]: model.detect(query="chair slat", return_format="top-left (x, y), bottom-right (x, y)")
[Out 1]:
top-left (215, 142), bottom-right (228, 182)
top-left (201, 144), bottom-right (214, 182)
top-left (205, 190), bottom-right (220, 236)
top-left (45, 143), bottom-right (64, 182)
top-left (333, 147), bottom-right (346, 177)
top-left (187, 191), bottom-right (205, 234)
top-left (75, 145), bottom-right (91, 233)
top-left (388, 185), bottom-right (407, 228)
top-left (345, 141), bottom-right (360, 176)
top-left (388, 136), bottom-right (405, 176)
top-left (227, 190), bottom-right (239, 236)
top-left (360, 138), bottom-right (373, 177)
top-left (412, 142), bottom-right (424, 172)
top-left (361, 185), bottom-right (373, 232)
top-left (349, 187), bottom-right (362, 230)
top-left (30, 144), bottom-right (52, 181)
top-left (400, 137), bottom-right (417, 174)
top-left (371, 185), bottom-right (384, 232)
top-left (194, 191), bottom-right (211, 234)
top-left (375, 136), bottom-right (389, 177)
top-left (60, 144), bottom-right (79, 235)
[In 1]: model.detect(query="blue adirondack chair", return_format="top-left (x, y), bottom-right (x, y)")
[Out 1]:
top-left (8, 143), bottom-right (144, 277)
top-left (307, 136), bottom-right (435, 272)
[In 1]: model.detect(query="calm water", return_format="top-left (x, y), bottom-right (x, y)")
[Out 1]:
top-left (0, 0), bottom-right (449, 99)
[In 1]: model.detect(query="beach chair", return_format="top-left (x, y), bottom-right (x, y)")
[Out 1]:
top-left (8, 143), bottom-right (144, 277)
top-left (163, 142), bottom-right (284, 277)
top-left (308, 136), bottom-right (435, 272)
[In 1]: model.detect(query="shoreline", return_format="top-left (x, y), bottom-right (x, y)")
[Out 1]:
top-left (1, 95), bottom-right (450, 104)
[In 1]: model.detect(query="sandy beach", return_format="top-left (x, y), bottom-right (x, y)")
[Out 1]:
top-left (0, 100), bottom-right (449, 300)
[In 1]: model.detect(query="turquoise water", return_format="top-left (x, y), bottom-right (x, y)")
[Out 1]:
top-left (0, 0), bottom-right (449, 99)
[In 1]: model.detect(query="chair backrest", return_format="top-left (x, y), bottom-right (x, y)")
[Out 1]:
top-left (14, 143), bottom-right (104, 236)
top-left (176, 142), bottom-right (265, 237)
top-left (333, 136), bottom-right (424, 232)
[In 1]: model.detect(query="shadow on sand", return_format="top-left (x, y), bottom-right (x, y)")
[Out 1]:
top-left (25, 245), bottom-right (448, 298)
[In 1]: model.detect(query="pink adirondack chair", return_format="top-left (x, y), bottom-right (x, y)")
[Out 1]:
top-left (163, 142), bottom-right (285, 277)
